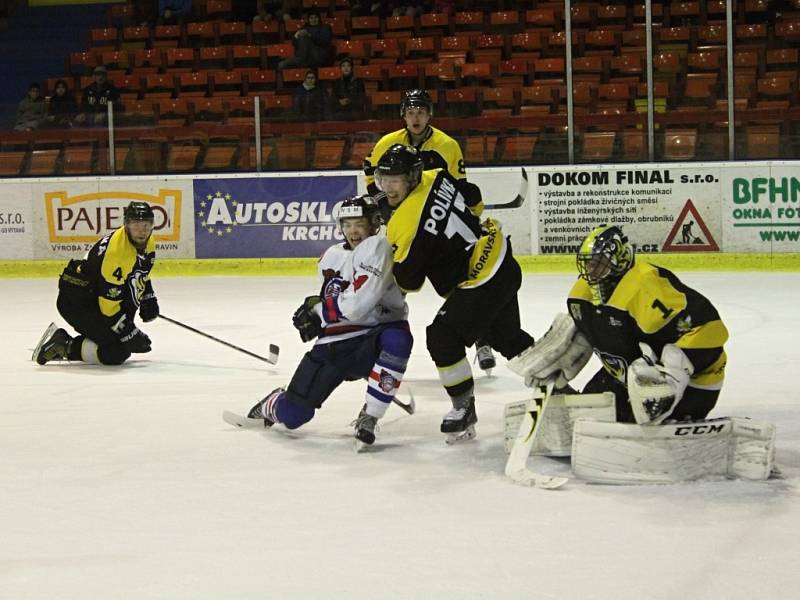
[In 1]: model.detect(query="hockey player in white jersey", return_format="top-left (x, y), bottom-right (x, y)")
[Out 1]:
top-left (244, 195), bottom-right (413, 449)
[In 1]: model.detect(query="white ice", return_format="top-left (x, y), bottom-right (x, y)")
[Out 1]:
top-left (2, 271), bottom-right (798, 600)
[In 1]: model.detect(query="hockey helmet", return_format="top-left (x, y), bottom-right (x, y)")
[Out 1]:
top-left (336, 194), bottom-right (382, 233)
top-left (123, 201), bottom-right (155, 223)
top-left (374, 144), bottom-right (424, 191)
top-left (400, 89), bottom-right (433, 117)
top-left (576, 224), bottom-right (635, 285)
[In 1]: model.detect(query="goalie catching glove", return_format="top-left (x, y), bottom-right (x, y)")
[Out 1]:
top-left (292, 295), bottom-right (322, 342)
top-left (507, 313), bottom-right (593, 387)
top-left (627, 342), bottom-right (693, 425)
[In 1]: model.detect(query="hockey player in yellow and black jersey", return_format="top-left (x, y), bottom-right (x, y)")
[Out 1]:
top-left (32, 201), bottom-right (160, 367)
top-left (519, 224), bottom-right (728, 425)
top-left (375, 144), bottom-right (536, 442)
top-left (363, 89), bottom-right (467, 200)
top-left (364, 89), bottom-right (496, 374)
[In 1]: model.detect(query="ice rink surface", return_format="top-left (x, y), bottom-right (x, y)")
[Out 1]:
top-left (2, 271), bottom-right (799, 600)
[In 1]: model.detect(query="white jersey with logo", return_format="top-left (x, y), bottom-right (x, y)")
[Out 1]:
top-left (314, 233), bottom-right (408, 345)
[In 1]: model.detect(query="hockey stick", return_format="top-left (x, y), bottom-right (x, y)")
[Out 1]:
top-left (484, 168), bottom-right (529, 210)
top-left (393, 387), bottom-right (415, 415)
top-left (158, 314), bottom-right (279, 365)
top-left (504, 380), bottom-right (569, 489)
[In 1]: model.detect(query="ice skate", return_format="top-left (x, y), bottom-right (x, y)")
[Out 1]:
top-left (475, 343), bottom-right (496, 376)
top-left (441, 397), bottom-right (478, 444)
top-left (353, 404), bottom-right (378, 452)
top-left (32, 324), bottom-right (71, 365)
top-left (245, 387), bottom-right (284, 428)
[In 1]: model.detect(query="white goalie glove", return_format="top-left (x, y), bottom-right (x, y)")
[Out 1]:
top-left (507, 313), bottom-right (593, 387)
top-left (627, 343), bottom-right (694, 425)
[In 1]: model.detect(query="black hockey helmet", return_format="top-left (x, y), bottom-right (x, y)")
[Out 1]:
top-left (375, 144), bottom-right (424, 181)
top-left (123, 201), bottom-right (155, 223)
top-left (576, 224), bottom-right (635, 285)
top-left (336, 194), bottom-right (382, 232)
top-left (400, 89), bottom-right (433, 117)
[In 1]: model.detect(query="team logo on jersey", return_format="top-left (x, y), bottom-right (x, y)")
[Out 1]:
top-left (107, 287), bottom-right (122, 299)
top-left (569, 304), bottom-right (582, 322)
top-left (598, 352), bottom-right (628, 383)
top-left (676, 315), bottom-right (694, 334)
top-left (379, 369), bottom-right (397, 393)
top-left (353, 274), bottom-right (368, 291)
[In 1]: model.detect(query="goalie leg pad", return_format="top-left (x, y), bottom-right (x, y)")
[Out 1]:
top-left (571, 417), bottom-right (776, 484)
top-left (504, 392), bottom-right (616, 456)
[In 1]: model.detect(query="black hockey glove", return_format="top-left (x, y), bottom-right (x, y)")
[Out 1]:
top-left (111, 313), bottom-right (152, 353)
top-left (139, 296), bottom-right (159, 323)
top-left (139, 281), bottom-right (160, 322)
top-left (292, 295), bottom-right (322, 342)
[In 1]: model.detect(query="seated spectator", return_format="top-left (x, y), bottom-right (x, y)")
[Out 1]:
top-left (278, 10), bottom-right (333, 70)
top-left (134, 0), bottom-right (159, 26)
top-left (14, 83), bottom-right (46, 131)
top-left (158, 0), bottom-right (192, 24)
top-left (74, 66), bottom-right (121, 127)
top-left (252, 0), bottom-right (300, 23)
top-left (45, 79), bottom-right (79, 128)
top-left (293, 70), bottom-right (325, 121)
top-left (328, 57), bottom-right (366, 121)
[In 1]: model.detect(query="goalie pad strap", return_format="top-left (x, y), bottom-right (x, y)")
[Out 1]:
top-left (572, 418), bottom-right (775, 484)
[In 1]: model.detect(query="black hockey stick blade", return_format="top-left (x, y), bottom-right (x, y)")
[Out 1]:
top-left (484, 168), bottom-right (529, 210)
top-left (158, 314), bottom-right (279, 365)
top-left (392, 389), bottom-right (415, 415)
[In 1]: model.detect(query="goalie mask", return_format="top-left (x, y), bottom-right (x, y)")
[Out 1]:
top-left (576, 224), bottom-right (634, 286)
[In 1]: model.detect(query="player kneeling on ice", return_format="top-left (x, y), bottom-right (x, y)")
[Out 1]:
top-left (376, 144), bottom-right (537, 444)
top-left (242, 195), bottom-right (412, 450)
top-left (32, 201), bottom-right (159, 367)
top-left (508, 225), bottom-right (774, 483)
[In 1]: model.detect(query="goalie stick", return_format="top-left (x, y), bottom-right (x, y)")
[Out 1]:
top-left (484, 168), bottom-right (529, 210)
top-left (504, 380), bottom-right (569, 490)
top-left (158, 314), bottom-right (279, 365)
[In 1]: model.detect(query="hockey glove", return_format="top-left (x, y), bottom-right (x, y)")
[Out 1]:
top-left (628, 343), bottom-right (693, 425)
top-left (139, 293), bottom-right (160, 323)
top-left (110, 313), bottom-right (152, 353)
top-left (292, 296), bottom-right (322, 342)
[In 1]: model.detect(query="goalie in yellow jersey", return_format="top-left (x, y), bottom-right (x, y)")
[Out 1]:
top-left (375, 144), bottom-right (537, 443)
top-left (364, 88), bottom-right (497, 375)
top-left (32, 201), bottom-right (160, 366)
top-left (509, 224), bottom-right (728, 425)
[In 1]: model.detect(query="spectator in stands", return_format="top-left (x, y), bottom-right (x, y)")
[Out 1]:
top-left (252, 0), bottom-right (300, 23)
top-left (74, 66), bottom-right (121, 127)
top-left (328, 57), bottom-right (366, 121)
top-left (158, 0), bottom-right (193, 25)
top-left (133, 0), bottom-right (158, 26)
top-left (14, 83), bottom-right (46, 131)
top-left (278, 10), bottom-right (333, 70)
top-left (44, 79), bottom-right (79, 129)
top-left (293, 69), bottom-right (325, 121)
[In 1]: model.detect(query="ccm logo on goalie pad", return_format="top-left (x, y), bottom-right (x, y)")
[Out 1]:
top-left (674, 423), bottom-right (726, 436)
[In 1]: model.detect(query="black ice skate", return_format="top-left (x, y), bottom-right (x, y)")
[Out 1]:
top-left (475, 343), bottom-right (496, 375)
top-left (353, 404), bottom-right (378, 452)
top-left (441, 397), bottom-right (478, 444)
top-left (32, 323), bottom-right (71, 365)
top-left (246, 387), bottom-right (284, 428)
